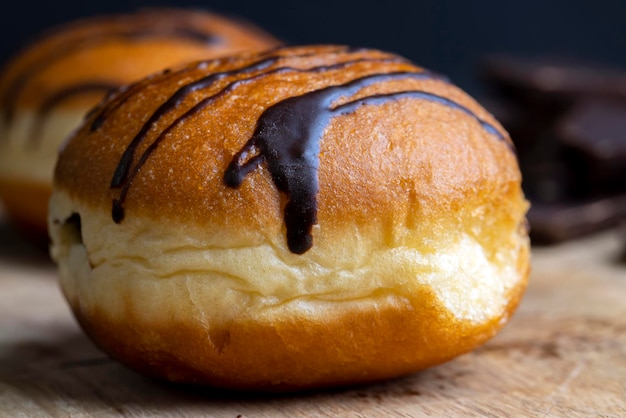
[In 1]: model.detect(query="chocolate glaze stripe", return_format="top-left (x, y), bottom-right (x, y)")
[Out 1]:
top-left (27, 82), bottom-right (118, 146)
top-left (111, 61), bottom-right (426, 223)
top-left (94, 55), bottom-right (290, 132)
top-left (93, 47), bottom-right (355, 132)
top-left (107, 51), bottom-right (346, 185)
top-left (90, 63), bottom-right (209, 131)
top-left (0, 21), bottom-right (219, 125)
top-left (333, 91), bottom-right (507, 141)
top-left (109, 50), bottom-right (408, 189)
top-left (109, 56), bottom-right (282, 188)
top-left (86, 86), bottom-right (128, 128)
top-left (225, 72), bottom-right (510, 254)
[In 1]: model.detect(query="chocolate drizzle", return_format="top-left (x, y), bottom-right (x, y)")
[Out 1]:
top-left (93, 47), bottom-right (364, 134)
top-left (224, 72), bottom-right (506, 253)
top-left (110, 56), bottom-right (417, 224)
top-left (112, 60), bottom-right (412, 185)
top-left (109, 56), bottom-right (280, 189)
top-left (107, 49), bottom-right (507, 254)
top-left (334, 91), bottom-right (506, 140)
top-left (90, 62), bottom-right (208, 132)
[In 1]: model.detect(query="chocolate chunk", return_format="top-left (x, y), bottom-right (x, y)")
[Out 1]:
top-left (528, 194), bottom-right (626, 244)
top-left (480, 55), bottom-right (626, 244)
top-left (482, 55), bottom-right (626, 102)
top-left (481, 56), bottom-right (626, 149)
top-left (557, 98), bottom-right (626, 193)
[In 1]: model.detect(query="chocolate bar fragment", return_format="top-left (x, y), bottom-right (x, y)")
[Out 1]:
top-left (482, 55), bottom-right (626, 104)
top-left (558, 98), bottom-right (626, 193)
top-left (482, 56), bottom-right (626, 148)
top-left (480, 55), bottom-right (626, 244)
top-left (528, 195), bottom-right (626, 244)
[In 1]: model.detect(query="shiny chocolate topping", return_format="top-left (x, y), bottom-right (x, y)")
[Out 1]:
top-left (225, 72), bottom-right (506, 253)
top-left (110, 49), bottom-right (408, 221)
top-left (107, 49), bottom-right (507, 254)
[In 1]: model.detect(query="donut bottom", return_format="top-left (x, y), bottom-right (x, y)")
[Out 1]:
top-left (49, 189), bottom-right (530, 391)
top-left (72, 280), bottom-right (527, 391)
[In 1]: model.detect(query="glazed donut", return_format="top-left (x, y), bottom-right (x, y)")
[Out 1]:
top-left (49, 45), bottom-right (530, 390)
top-left (0, 8), bottom-right (279, 236)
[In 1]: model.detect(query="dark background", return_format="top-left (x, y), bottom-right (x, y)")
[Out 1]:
top-left (1, 0), bottom-right (625, 96)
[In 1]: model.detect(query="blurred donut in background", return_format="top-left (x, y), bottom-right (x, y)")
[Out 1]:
top-left (0, 8), bottom-right (279, 239)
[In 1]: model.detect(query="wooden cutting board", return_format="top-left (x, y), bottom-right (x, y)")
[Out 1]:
top-left (1, 211), bottom-right (625, 417)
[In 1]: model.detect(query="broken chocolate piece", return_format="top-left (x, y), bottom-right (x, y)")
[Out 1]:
top-left (558, 98), bottom-right (626, 193)
top-left (528, 194), bottom-right (626, 244)
top-left (482, 55), bottom-right (626, 102)
top-left (480, 55), bottom-right (626, 244)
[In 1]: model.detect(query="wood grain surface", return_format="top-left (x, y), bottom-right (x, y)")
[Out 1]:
top-left (1, 208), bottom-right (625, 417)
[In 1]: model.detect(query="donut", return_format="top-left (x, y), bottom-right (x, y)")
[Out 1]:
top-left (48, 45), bottom-right (530, 390)
top-left (0, 8), bottom-right (279, 237)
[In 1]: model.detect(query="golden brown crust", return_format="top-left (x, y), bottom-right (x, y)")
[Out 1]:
top-left (55, 46), bottom-right (519, 239)
top-left (73, 264), bottom-right (528, 390)
top-left (50, 45), bottom-right (530, 390)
